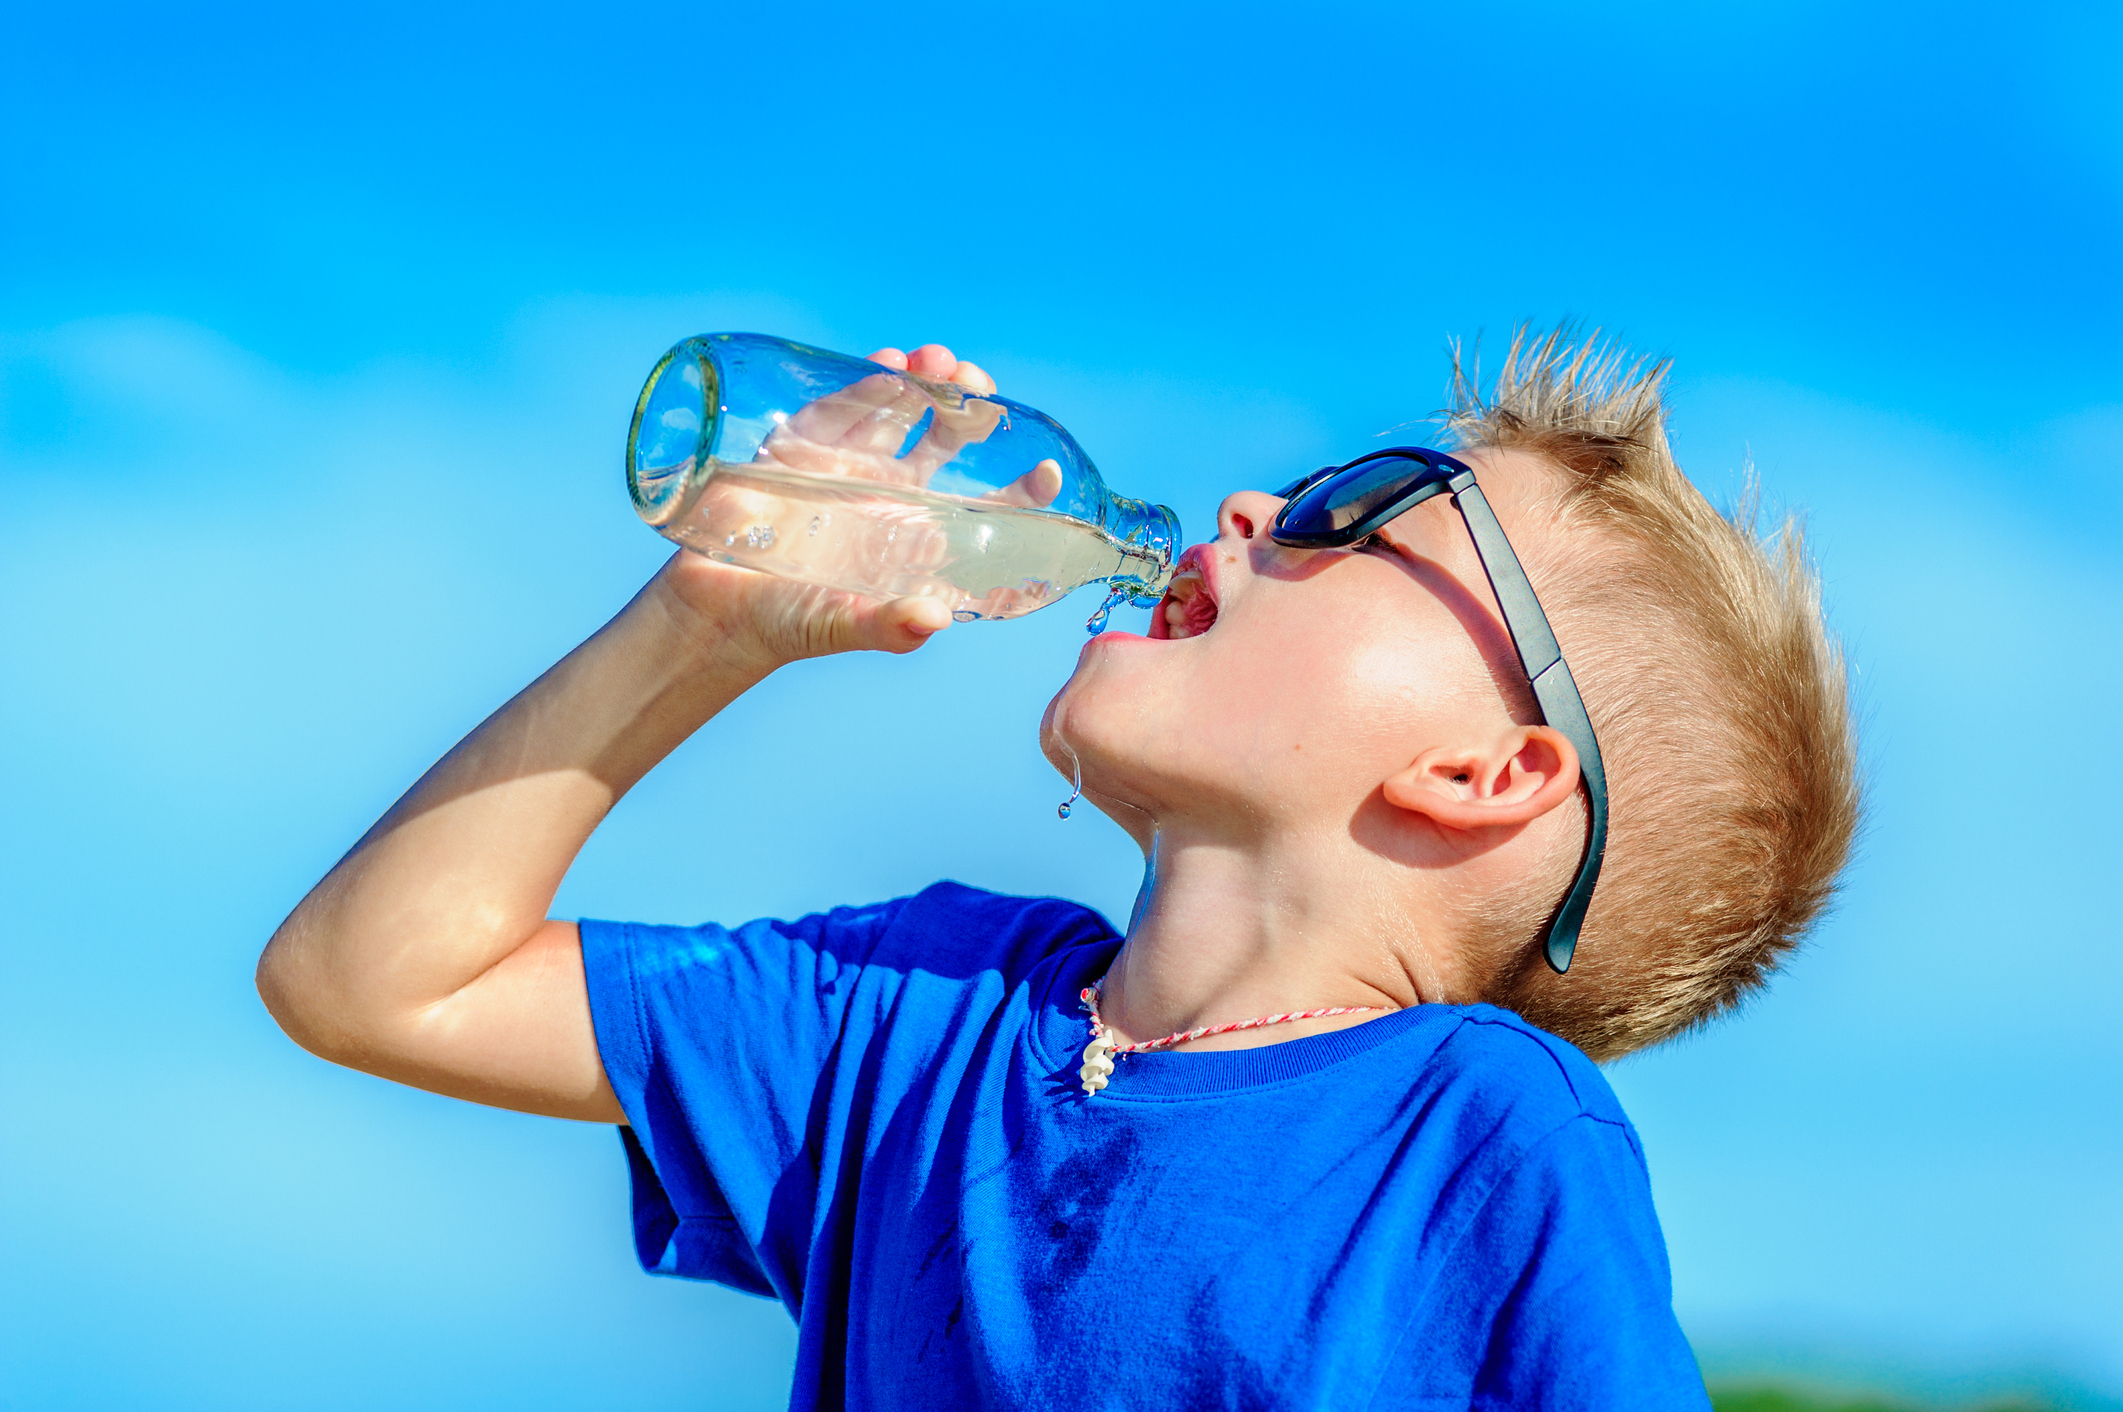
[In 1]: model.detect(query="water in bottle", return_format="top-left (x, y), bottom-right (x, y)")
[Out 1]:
top-left (627, 334), bottom-right (1181, 623)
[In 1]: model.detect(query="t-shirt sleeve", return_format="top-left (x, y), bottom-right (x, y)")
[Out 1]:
top-left (1451, 1115), bottom-right (1711, 1411)
top-left (579, 898), bottom-right (911, 1305)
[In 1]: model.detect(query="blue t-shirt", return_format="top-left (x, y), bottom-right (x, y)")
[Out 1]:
top-left (582, 882), bottom-right (1708, 1411)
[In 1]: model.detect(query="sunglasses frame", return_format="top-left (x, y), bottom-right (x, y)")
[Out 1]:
top-left (1269, 447), bottom-right (1608, 975)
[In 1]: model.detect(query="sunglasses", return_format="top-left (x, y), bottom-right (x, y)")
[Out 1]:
top-left (1270, 448), bottom-right (1608, 975)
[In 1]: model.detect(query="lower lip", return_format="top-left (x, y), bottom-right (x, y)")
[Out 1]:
top-left (1079, 630), bottom-right (1154, 651)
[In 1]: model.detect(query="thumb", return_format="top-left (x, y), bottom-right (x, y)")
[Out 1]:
top-left (855, 594), bottom-right (955, 655)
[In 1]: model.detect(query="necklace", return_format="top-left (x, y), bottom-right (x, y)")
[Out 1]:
top-left (1076, 981), bottom-right (1386, 1095)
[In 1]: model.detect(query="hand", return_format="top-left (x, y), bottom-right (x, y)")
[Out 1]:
top-left (653, 341), bottom-right (1051, 667)
top-left (760, 343), bottom-right (1065, 509)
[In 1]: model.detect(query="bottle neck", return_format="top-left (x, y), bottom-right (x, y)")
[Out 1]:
top-left (1099, 493), bottom-right (1182, 601)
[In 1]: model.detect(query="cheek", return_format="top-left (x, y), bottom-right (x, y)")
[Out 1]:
top-left (1231, 595), bottom-right (1484, 776)
top-left (1174, 605), bottom-right (1407, 785)
top-left (1040, 584), bottom-right (1488, 803)
top-left (1255, 631), bottom-right (1410, 762)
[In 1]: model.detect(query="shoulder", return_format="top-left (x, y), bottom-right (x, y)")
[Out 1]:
top-left (878, 880), bottom-right (1119, 979)
top-left (898, 879), bottom-right (1117, 935)
top-left (1419, 1003), bottom-right (1641, 1162)
top-left (601, 882), bottom-right (1115, 1022)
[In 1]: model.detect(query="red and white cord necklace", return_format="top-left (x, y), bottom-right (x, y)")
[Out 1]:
top-left (1076, 981), bottom-right (1386, 1095)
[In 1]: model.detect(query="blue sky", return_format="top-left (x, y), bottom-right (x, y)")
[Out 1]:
top-left (3, 3), bottom-right (2121, 1409)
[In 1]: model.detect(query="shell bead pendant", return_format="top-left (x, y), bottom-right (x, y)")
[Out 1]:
top-left (1079, 1035), bottom-right (1116, 1095)
top-left (1074, 979), bottom-right (1387, 1096)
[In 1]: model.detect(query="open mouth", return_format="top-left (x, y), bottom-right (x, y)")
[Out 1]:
top-left (1148, 552), bottom-right (1219, 640)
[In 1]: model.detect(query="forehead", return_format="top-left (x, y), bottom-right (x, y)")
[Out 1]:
top-left (1441, 445), bottom-right (1556, 509)
top-left (1371, 446), bottom-right (1558, 545)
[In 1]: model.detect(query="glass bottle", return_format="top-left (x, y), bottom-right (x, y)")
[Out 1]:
top-left (626, 333), bottom-right (1181, 622)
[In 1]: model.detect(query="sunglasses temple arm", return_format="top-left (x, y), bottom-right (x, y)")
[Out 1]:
top-left (1449, 479), bottom-right (1561, 676)
top-left (1449, 478), bottom-right (1610, 974)
top-left (1529, 662), bottom-right (1611, 974)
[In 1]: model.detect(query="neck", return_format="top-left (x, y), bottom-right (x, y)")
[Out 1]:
top-left (1098, 829), bottom-right (1439, 1052)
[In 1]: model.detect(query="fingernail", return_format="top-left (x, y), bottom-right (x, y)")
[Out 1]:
top-left (907, 600), bottom-right (953, 635)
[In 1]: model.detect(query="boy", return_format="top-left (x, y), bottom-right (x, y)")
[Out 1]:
top-left (259, 328), bottom-right (1858, 1409)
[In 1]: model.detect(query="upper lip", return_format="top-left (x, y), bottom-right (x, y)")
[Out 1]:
top-left (1151, 544), bottom-right (1219, 639)
top-left (1177, 544), bottom-right (1213, 593)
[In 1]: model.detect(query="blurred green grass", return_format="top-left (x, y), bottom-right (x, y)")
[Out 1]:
top-left (1712, 1390), bottom-right (2052, 1412)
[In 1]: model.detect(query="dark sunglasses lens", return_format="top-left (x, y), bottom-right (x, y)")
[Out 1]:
top-left (1283, 455), bottom-right (1432, 535)
top-left (1273, 466), bottom-right (1334, 499)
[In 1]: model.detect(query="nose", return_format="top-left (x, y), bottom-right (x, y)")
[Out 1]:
top-left (1216, 489), bottom-right (1284, 544)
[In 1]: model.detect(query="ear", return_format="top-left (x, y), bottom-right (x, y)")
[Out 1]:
top-left (1380, 725), bottom-right (1581, 833)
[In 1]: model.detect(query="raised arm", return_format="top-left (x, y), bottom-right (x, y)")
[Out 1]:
top-left (256, 344), bottom-right (979, 1122)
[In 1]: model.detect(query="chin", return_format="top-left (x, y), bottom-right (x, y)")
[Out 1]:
top-left (1047, 632), bottom-right (1151, 738)
top-left (1041, 630), bottom-right (1203, 807)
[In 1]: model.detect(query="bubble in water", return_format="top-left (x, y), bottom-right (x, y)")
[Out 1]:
top-left (1084, 588), bottom-right (1127, 635)
top-left (745, 525), bottom-right (777, 550)
top-left (807, 515), bottom-right (822, 536)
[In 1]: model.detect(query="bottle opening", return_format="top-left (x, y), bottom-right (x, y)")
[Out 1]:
top-left (627, 343), bottom-right (721, 527)
top-left (1102, 496), bottom-right (1182, 602)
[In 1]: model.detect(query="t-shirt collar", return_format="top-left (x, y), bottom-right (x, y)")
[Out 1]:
top-left (1029, 939), bottom-right (1455, 1101)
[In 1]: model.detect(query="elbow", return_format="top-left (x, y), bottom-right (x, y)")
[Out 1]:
top-left (255, 921), bottom-right (361, 1066)
top-left (254, 934), bottom-right (303, 1042)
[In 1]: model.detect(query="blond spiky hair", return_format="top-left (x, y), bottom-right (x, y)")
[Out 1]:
top-left (1440, 326), bottom-right (1861, 1060)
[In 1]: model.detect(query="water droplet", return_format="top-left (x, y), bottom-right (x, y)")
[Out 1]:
top-left (1084, 587), bottom-right (1126, 635)
top-left (1057, 748), bottom-right (1083, 820)
top-left (807, 515), bottom-right (822, 536)
top-left (745, 525), bottom-right (777, 550)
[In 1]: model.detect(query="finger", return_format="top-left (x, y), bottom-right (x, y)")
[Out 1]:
top-left (867, 594), bottom-right (954, 653)
top-left (989, 457), bottom-right (1065, 508)
top-left (749, 581), bottom-right (953, 661)
top-left (868, 347), bottom-right (910, 370)
top-left (839, 383), bottom-right (944, 467)
top-left (900, 398), bottom-right (1006, 482)
top-left (906, 344), bottom-right (958, 377)
top-left (949, 360), bottom-right (997, 396)
top-left (781, 373), bottom-right (906, 446)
